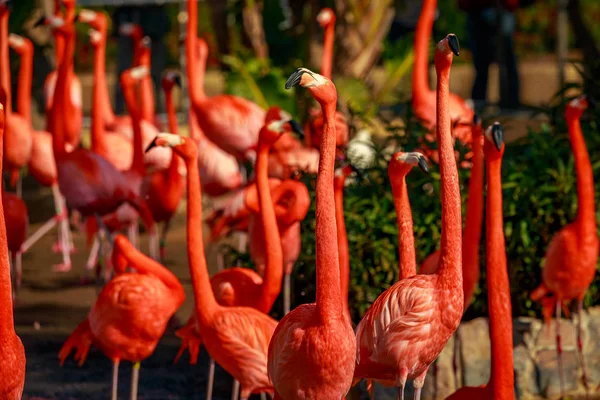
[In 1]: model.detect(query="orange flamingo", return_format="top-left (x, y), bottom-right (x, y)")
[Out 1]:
top-left (412, 0), bottom-right (473, 146)
top-left (0, 93), bottom-right (26, 400)
top-left (1, 3), bottom-right (32, 196)
top-left (446, 122), bottom-right (514, 400)
top-left (353, 35), bottom-right (464, 400)
top-left (142, 71), bottom-right (185, 261)
top-left (8, 33), bottom-right (74, 267)
top-left (59, 233), bottom-right (185, 400)
top-left (268, 68), bottom-right (356, 399)
top-left (147, 132), bottom-right (278, 399)
top-left (530, 95), bottom-right (598, 397)
top-left (303, 8), bottom-right (349, 152)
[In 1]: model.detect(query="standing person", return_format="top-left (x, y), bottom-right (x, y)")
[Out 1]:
top-left (460, 0), bottom-right (521, 111)
top-left (112, 5), bottom-right (170, 115)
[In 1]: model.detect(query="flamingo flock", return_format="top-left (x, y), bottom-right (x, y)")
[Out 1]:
top-left (0, 1), bottom-right (597, 400)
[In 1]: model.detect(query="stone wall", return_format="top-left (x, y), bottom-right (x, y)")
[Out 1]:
top-left (355, 306), bottom-right (600, 399)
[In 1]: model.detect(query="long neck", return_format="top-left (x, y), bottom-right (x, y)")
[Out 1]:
top-left (15, 45), bottom-right (33, 121)
top-left (321, 21), bottom-right (335, 79)
top-left (52, 31), bottom-right (73, 157)
top-left (435, 62), bottom-right (462, 286)
top-left (184, 146), bottom-right (219, 324)
top-left (256, 139), bottom-right (283, 313)
top-left (122, 80), bottom-right (145, 175)
top-left (567, 116), bottom-right (597, 238)
top-left (164, 86), bottom-right (181, 180)
top-left (0, 11), bottom-right (11, 116)
top-left (316, 101), bottom-right (343, 321)
top-left (412, 0), bottom-right (436, 100)
top-left (96, 29), bottom-right (116, 125)
top-left (334, 177), bottom-right (350, 315)
top-left (486, 155), bottom-right (514, 396)
top-left (461, 134), bottom-right (484, 308)
top-left (139, 51), bottom-right (155, 122)
top-left (391, 175), bottom-right (417, 279)
top-left (91, 44), bottom-right (105, 153)
top-left (0, 112), bottom-right (15, 337)
top-left (186, 0), bottom-right (206, 106)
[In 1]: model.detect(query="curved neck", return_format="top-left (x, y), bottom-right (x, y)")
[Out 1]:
top-left (435, 61), bottom-right (462, 286)
top-left (321, 21), bottom-right (335, 79)
top-left (0, 110), bottom-right (15, 337)
top-left (412, 0), bottom-right (436, 100)
top-left (14, 45), bottom-right (33, 122)
top-left (390, 175), bottom-right (417, 279)
top-left (164, 85), bottom-right (181, 179)
top-left (316, 101), bottom-right (343, 321)
top-left (90, 44), bottom-right (104, 153)
top-left (122, 79), bottom-right (144, 175)
top-left (0, 11), bottom-right (11, 116)
top-left (256, 138), bottom-right (283, 313)
top-left (567, 116), bottom-right (597, 238)
top-left (138, 50), bottom-right (155, 122)
top-left (334, 177), bottom-right (350, 315)
top-left (461, 134), bottom-right (484, 308)
top-left (485, 156), bottom-right (514, 396)
top-left (52, 31), bottom-right (73, 157)
top-left (184, 145), bottom-right (219, 324)
top-left (114, 235), bottom-right (184, 303)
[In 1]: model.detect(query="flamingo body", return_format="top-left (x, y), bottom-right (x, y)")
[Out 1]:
top-left (3, 193), bottom-right (27, 253)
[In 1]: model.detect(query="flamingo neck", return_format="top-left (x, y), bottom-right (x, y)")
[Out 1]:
top-left (434, 61), bottom-right (462, 288)
top-left (461, 133), bottom-right (484, 308)
top-left (164, 86), bottom-right (181, 180)
top-left (94, 30), bottom-right (116, 125)
top-left (567, 116), bottom-right (597, 238)
top-left (485, 155), bottom-right (514, 396)
top-left (15, 44), bottom-right (33, 122)
top-left (0, 11), bottom-right (11, 116)
top-left (183, 145), bottom-right (219, 324)
top-left (90, 43), bottom-right (105, 153)
top-left (390, 174), bottom-right (417, 279)
top-left (0, 109), bottom-right (16, 337)
top-left (186, 0), bottom-right (206, 106)
top-left (316, 101), bottom-right (343, 322)
top-left (412, 0), bottom-right (436, 102)
top-left (256, 138), bottom-right (283, 313)
top-left (122, 79), bottom-right (145, 175)
top-left (334, 176), bottom-right (350, 315)
top-left (321, 21), bottom-right (335, 79)
top-left (138, 50), bottom-right (155, 122)
top-left (52, 30), bottom-right (73, 158)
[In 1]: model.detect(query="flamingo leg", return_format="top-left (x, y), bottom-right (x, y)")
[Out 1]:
top-left (232, 379), bottom-right (240, 400)
top-left (128, 222), bottom-right (138, 250)
top-left (206, 357), bottom-right (215, 400)
top-left (112, 360), bottom-right (119, 400)
top-left (556, 300), bottom-right (565, 399)
top-left (432, 360), bottom-right (438, 399)
top-left (130, 362), bottom-right (140, 400)
top-left (159, 220), bottom-right (171, 261)
top-left (412, 368), bottom-right (428, 400)
top-left (453, 329), bottom-right (461, 389)
top-left (260, 394), bottom-right (267, 400)
top-left (16, 172), bottom-right (22, 198)
top-left (149, 229), bottom-right (159, 261)
top-left (367, 379), bottom-right (375, 400)
top-left (283, 272), bottom-right (291, 315)
top-left (396, 368), bottom-right (408, 400)
top-left (576, 298), bottom-right (589, 396)
top-left (15, 252), bottom-right (22, 294)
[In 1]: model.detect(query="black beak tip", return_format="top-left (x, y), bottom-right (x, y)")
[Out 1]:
top-left (174, 75), bottom-right (182, 88)
top-left (473, 114), bottom-right (481, 126)
top-left (145, 137), bottom-right (158, 153)
top-left (586, 95), bottom-right (596, 109)
top-left (289, 119), bottom-right (304, 138)
top-left (448, 34), bottom-right (460, 56)
top-left (285, 69), bottom-right (304, 90)
top-left (492, 122), bottom-right (504, 152)
top-left (418, 157), bottom-right (430, 174)
top-left (33, 15), bottom-right (46, 27)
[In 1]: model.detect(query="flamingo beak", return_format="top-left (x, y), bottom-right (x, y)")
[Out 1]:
top-left (34, 15), bottom-right (46, 27)
top-left (285, 69), bottom-right (305, 89)
top-left (448, 34), bottom-right (460, 57)
top-left (473, 113), bottom-right (481, 126)
top-left (173, 75), bottom-right (182, 88)
top-left (145, 137), bottom-right (159, 153)
top-left (418, 157), bottom-right (430, 174)
top-left (491, 123), bottom-right (504, 152)
top-left (289, 119), bottom-right (304, 140)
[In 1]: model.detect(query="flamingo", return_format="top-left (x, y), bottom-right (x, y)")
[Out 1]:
top-left (8, 33), bottom-right (74, 267)
top-left (142, 71), bottom-right (185, 261)
top-left (0, 96), bottom-right (26, 400)
top-left (303, 8), bottom-right (349, 152)
top-left (147, 132), bottom-right (278, 399)
top-left (41, 15), bottom-right (154, 271)
top-left (446, 122), bottom-right (515, 400)
top-left (411, 0), bottom-right (474, 146)
top-left (353, 35), bottom-right (464, 400)
top-left (3, 187), bottom-right (27, 298)
top-left (58, 233), bottom-right (185, 400)
top-left (530, 95), bottom-right (598, 398)
top-left (0, 2), bottom-right (32, 196)
top-left (268, 68), bottom-right (356, 399)
top-left (187, 0), bottom-right (264, 163)
top-left (43, 0), bottom-right (82, 151)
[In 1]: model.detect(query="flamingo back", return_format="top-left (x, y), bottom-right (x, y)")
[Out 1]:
top-left (28, 130), bottom-right (57, 186)
top-left (210, 267), bottom-right (263, 307)
top-left (5, 114), bottom-right (32, 170)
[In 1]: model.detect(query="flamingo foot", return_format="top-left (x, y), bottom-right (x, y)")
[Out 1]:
top-left (53, 262), bottom-right (72, 272)
top-left (52, 241), bottom-right (77, 254)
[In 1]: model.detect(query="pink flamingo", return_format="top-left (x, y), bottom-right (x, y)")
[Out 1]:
top-left (353, 35), bottom-right (464, 400)
top-left (268, 68), bottom-right (356, 399)
top-left (446, 122), bottom-right (515, 400)
top-left (530, 95), bottom-right (598, 397)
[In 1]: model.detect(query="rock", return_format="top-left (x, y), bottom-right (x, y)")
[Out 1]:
top-left (459, 318), bottom-right (491, 387)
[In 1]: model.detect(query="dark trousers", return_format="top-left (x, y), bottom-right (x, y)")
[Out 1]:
top-left (467, 8), bottom-right (520, 109)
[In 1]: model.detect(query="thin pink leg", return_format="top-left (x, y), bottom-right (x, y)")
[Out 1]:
top-left (576, 298), bottom-right (589, 396)
top-left (432, 360), bottom-right (438, 399)
top-left (556, 300), bottom-right (565, 399)
top-left (396, 368), bottom-right (408, 400)
top-left (452, 329), bottom-right (461, 390)
top-left (413, 368), bottom-right (428, 400)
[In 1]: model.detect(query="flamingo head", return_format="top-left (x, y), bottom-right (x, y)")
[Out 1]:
top-left (483, 122), bottom-right (504, 158)
top-left (119, 22), bottom-right (143, 40)
top-left (261, 110), bottom-right (301, 148)
top-left (388, 151), bottom-right (430, 180)
top-left (35, 15), bottom-right (73, 37)
top-left (317, 8), bottom-right (335, 28)
top-left (434, 34), bottom-right (460, 70)
top-left (265, 106), bottom-right (304, 141)
top-left (0, 0), bottom-right (11, 13)
top-left (565, 95), bottom-right (594, 121)
top-left (286, 67), bottom-right (337, 106)
top-left (78, 9), bottom-right (107, 31)
top-left (87, 29), bottom-right (103, 47)
top-left (162, 70), bottom-right (182, 93)
top-left (146, 133), bottom-right (196, 161)
top-left (7, 34), bottom-right (31, 55)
